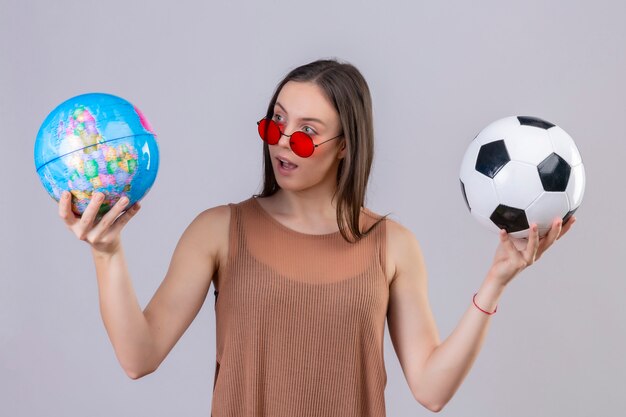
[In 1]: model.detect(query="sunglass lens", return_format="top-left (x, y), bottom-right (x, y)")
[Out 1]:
top-left (258, 119), bottom-right (281, 144)
top-left (289, 132), bottom-right (314, 157)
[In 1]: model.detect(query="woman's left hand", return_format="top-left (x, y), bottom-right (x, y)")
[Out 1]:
top-left (488, 216), bottom-right (577, 287)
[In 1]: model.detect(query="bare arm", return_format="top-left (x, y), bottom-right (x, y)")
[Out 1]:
top-left (59, 191), bottom-right (229, 379)
top-left (386, 217), bottom-right (575, 412)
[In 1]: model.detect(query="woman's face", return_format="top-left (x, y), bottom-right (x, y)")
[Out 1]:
top-left (268, 81), bottom-right (346, 193)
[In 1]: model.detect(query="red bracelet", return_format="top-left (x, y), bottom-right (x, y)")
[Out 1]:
top-left (473, 293), bottom-right (497, 315)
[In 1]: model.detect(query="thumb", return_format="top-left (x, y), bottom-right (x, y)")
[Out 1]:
top-left (498, 228), bottom-right (513, 246)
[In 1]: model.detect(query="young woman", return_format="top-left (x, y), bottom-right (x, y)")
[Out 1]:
top-left (58, 59), bottom-right (575, 416)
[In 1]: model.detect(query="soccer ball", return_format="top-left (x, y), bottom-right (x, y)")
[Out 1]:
top-left (459, 116), bottom-right (585, 239)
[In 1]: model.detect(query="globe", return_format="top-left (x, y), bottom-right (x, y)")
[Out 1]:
top-left (34, 93), bottom-right (159, 217)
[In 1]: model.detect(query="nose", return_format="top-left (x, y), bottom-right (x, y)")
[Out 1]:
top-left (277, 125), bottom-right (294, 147)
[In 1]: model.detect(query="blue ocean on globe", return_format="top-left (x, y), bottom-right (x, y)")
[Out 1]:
top-left (34, 93), bottom-right (159, 216)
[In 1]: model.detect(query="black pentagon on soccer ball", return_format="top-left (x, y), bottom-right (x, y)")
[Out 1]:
top-left (476, 140), bottom-right (510, 178)
top-left (537, 153), bottom-right (571, 191)
top-left (517, 116), bottom-right (555, 130)
top-left (490, 204), bottom-right (529, 233)
top-left (460, 180), bottom-right (471, 212)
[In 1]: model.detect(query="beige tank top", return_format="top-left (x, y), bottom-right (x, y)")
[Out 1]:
top-left (211, 197), bottom-right (390, 416)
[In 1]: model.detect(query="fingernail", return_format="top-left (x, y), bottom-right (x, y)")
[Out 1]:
top-left (120, 197), bottom-right (129, 206)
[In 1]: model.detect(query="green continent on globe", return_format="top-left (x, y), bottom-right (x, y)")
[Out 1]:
top-left (60, 107), bottom-right (139, 215)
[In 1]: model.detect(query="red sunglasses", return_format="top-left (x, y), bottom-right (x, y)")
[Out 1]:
top-left (257, 118), bottom-right (342, 158)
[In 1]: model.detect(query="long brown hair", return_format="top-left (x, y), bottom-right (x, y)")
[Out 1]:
top-left (255, 58), bottom-right (386, 243)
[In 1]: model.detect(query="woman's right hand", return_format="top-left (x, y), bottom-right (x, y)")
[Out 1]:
top-left (59, 191), bottom-right (141, 255)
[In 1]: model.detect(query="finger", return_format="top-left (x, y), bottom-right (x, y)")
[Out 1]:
top-left (498, 228), bottom-right (514, 248)
top-left (498, 228), bottom-right (507, 242)
top-left (91, 196), bottom-right (130, 236)
top-left (107, 202), bottom-right (141, 236)
top-left (536, 218), bottom-right (563, 259)
top-left (499, 228), bottom-right (517, 245)
top-left (498, 228), bottom-right (524, 252)
top-left (556, 216), bottom-right (576, 240)
top-left (523, 223), bottom-right (540, 263)
top-left (58, 191), bottom-right (79, 227)
top-left (551, 217), bottom-right (563, 240)
top-left (76, 192), bottom-right (105, 237)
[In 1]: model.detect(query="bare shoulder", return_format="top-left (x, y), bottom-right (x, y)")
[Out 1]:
top-left (359, 208), bottom-right (423, 285)
top-left (360, 206), bottom-right (387, 231)
top-left (194, 204), bottom-right (231, 227)
top-left (384, 218), bottom-right (427, 287)
top-left (184, 204), bottom-right (231, 264)
top-left (384, 217), bottom-right (418, 243)
top-left (360, 208), bottom-right (417, 246)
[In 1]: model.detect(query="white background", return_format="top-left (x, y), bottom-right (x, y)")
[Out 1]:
top-left (1, 0), bottom-right (624, 415)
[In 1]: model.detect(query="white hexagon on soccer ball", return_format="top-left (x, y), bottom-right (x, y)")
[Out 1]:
top-left (548, 126), bottom-right (583, 166)
top-left (566, 163), bottom-right (585, 209)
top-left (462, 169), bottom-right (500, 218)
top-left (492, 161), bottom-right (544, 210)
top-left (473, 117), bottom-right (519, 146)
top-left (525, 191), bottom-right (571, 230)
top-left (504, 126), bottom-right (554, 166)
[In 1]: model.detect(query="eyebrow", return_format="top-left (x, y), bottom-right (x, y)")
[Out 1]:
top-left (275, 102), bottom-right (327, 127)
